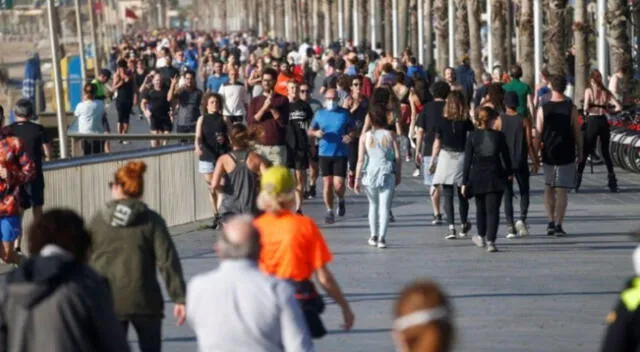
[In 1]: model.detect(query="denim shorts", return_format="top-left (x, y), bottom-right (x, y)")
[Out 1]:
top-left (0, 216), bottom-right (21, 242)
top-left (199, 160), bottom-right (215, 174)
top-left (422, 156), bottom-right (435, 185)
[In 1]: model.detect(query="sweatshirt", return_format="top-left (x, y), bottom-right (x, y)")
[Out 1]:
top-left (88, 198), bottom-right (186, 319)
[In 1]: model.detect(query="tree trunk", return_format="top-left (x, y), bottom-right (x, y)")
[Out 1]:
top-left (313, 0), bottom-right (320, 42)
top-left (384, 0), bottom-right (393, 52)
top-left (331, 0), bottom-right (339, 41)
top-left (573, 0), bottom-right (588, 101)
top-left (324, 0), bottom-right (333, 44)
top-left (301, 0), bottom-right (310, 40)
top-left (519, 0), bottom-right (535, 87)
top-left (505, 0), bottom-right (514, 69)
top-left (359, 0), bottom-right (368, 46)
top-left (409, 0), bottom-right (419, 54)
top-left (545, 0), bottom-right (567, 76)
top-left (434, 0), bottom-right (449, 73)
top-left (269, 0), bottom-right (276, 37)
top-left (467, 0), bottom-right (482, 83)
top-left (491, 0), bottom-right (507, 68)
top-left (455, 0), bottom-right (470, 60)
top-left (607, 0), bottom-right (633, 87)
top-left (344, 0), bottom-right (352, 41)
top-left (275, 0), bottom-right (285, 39)
top-left (292, 0), bottom-right (300, 41)
top-left (398, 0), bottom-right (409, 51)
top-left (221, 0), bottom-right (228, 32)
top-left (424, 0), bottom-right (433, 70)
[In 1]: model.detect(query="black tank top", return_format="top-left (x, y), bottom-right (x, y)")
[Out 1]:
top-left (541, 100), bottom-right (575, 165)
top-left (200, 113), bottom-right (228, 162)
top-left (500, 113), bottom-right (527, 169)
top-left (116, 73), bottom-right (135, 103)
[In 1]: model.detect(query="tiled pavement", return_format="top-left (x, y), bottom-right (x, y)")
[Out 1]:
top-left (149, 164), bottom-right (640, 352)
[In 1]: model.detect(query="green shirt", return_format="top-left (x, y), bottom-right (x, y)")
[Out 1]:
top-left (503, 78), bottom-right (533, 117)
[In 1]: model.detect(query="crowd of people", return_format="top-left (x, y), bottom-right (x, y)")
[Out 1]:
top-left (0, 27), bottom-right (636, 351)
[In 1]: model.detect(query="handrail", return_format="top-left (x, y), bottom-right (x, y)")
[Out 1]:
top-left (43, 144), bottom-right (194, 171)
top-left (66, 133), bottom-right (196, 140)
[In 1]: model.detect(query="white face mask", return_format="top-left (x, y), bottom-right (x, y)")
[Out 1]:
top-left (324, 100), bottom-right (338, 110)
top-left (156, 57), bottom-right (167, 68)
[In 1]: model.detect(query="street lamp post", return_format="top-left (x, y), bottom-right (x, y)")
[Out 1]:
top-left (597, 0), bottom-right (607, 78)
top-left (338, 0), bottom-right (344, 41)
top-left (487, 0), bottom-right (493, 70)
top-left (370, 0), bottom-right (376, 50)
top-left (417, 0), bottom-right (424, 64)
top-left (74, 0), bottom-right (86, 83)
top-left (46, 0), bottom-right (69, 159)
top-left (448, 0), bottom-right (455, 66)
top-left (392, 0), bottom-right (398, 56)
top-left (534, 0), bottom-right (542, 81)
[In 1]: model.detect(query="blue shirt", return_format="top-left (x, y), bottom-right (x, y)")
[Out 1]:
top-left (206, 74), bottom-right (229, 93)
top-left (311, 108), bottom-right (353, 157)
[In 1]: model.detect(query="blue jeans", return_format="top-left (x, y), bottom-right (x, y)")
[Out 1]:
top-left (364, 176), bottom-right (395, 240)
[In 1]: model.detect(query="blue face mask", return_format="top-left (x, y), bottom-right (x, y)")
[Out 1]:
top-left (325, 100), bottom-right (339, 110)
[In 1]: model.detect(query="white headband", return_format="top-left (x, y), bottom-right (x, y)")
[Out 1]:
top-left (393, 307), bottom-right (449, 331)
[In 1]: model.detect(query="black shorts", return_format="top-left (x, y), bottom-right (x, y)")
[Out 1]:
top-left (226, 115), bottom-right (244, 125)
top-left (287, 148), bottom-right (310, 170)
top-left (319, 157), bottom-right (348, 178)
top-left (116, 100), bottom-right (133, 124)
top-left (150, 117), bottom-right (173, 132)
top-left (20, 176), bottom-right (45, 209)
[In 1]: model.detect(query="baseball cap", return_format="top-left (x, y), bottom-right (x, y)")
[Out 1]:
top-left (260, 166), bottom-right (295, 196)
top-left (504, 91), bottom-right (519, 109)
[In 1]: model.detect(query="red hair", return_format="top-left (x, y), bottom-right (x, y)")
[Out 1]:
top-left (114, 161), bottom-right (147, 198)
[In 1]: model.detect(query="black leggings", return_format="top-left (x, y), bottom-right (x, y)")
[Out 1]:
top-left (348, 138), bottom-right (359, 173)
top-left (578, 115), bottom-right (614, 174)
top-left (504, 166), bottom-right (530, 226)
top-left (441, 185), bottom-right (469, 226)
top-left (475, 192), bottom-right (503, 243)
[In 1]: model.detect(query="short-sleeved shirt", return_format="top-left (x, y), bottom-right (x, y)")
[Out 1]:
top-left (254, 211), bottom-right (333, 281)
top-left (288, 100), bottom-right (314, 150)
top-left (310, 108), bottom-right (353, 157)
top-left (416, 101), bottom-right (445, 156)
top-left (144, 88), bottom-right (170, 119)
top-left (436, 118), bottom-right (474, 152)
top-left (158, 66), bottom-right (179, 88)
top-left (10, 121), bottom-right (50, 172)
top-left (176, 89), bottom-right (203, 127)
top-left (503, 78), bottom-right (533, 117)
top-left (247, 94), bottom-right (290, 146)
top-left (206, 74), bottom-right (229, 93)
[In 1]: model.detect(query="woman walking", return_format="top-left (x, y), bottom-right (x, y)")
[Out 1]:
top-left (88, 161), bottom-right (187, 352)
top-left (462, 107), bottom-right (513, 253)
top-left (195, 92), bottom-right (229, 229)
top-left (112, 59), bottom-right (135, 140)
top-left (355, 104), bottom-right (402, 249)
top-left (576, 69), bottom-right (622, 192)
top-left (210, 124), bottom-right (268, 221)
top-left (428, 91), bottom-right (474, 240)
top-left (343, 75), bottom-right (369, 190)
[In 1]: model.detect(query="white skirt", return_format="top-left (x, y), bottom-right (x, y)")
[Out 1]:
top-left (432, 149), bottom-right (465, 187)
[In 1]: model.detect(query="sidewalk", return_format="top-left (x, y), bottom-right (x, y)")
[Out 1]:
top-left (150, 164), bottom-right (640, 352)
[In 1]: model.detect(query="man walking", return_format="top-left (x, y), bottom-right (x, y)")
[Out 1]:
top-left (535, 75), bottom-right (583, 237)
top-left (168, 70), bottom-right (202, 134)
top-left (503, 65), bottom-right (535, 118)
top-left (206, 61), bottom-right (229, 94)
top-left (218, 68), bottom-right (249, 125)
top-left (248, 68), bottom-right (290, 166)
top-left (308, 88), bottom-right (354, 224)
top-left (187, 215), bottom-right (314, 352)
top-left (9, 99), bottom-right (51, 251)
top-left (299, 83), bottom-right (322, 199)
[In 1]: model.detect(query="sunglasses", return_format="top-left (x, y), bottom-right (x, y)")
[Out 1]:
top-left (352, 82), bottom-right (361, 86)
top-left (108, 181), bottom-right (119, 189)
top-left (300, 90), bottom-right (309, 93)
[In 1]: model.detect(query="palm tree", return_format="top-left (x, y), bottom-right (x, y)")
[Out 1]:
top-left (467, 0), bottom-right (482, 82)
top-left (384, 0), bottom-right (393, 52)
top-left (544, 0), bottom-right (567, 76)
top-left (409, 0), bottom-right (419, 54)
top-left (345, 0), bottom-right (352, 41)
top-left (399, 0), bottom-right (409, 51)
top-left (301, 0), bottom-right (310, 40)
top-left (433, 0), bottom-right (449, 74)
top-left (275, 0), bottom-right (285, 39)
top-left (491, 0), bottom-right (507, 69)
top-left (573, 0), bottom-right (588, 101)
top-left (424, 0), bottom-right (433, 70)
top-left (607, 0), bottom-right (633, 89)
top-left (519, 0), bottom-right (534, 87)
top-left (455, 0), bottom-right (470, 62)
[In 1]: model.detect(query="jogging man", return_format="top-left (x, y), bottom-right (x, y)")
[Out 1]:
top-left (218, 68), bottom-right (249, 125)
top-left (141, 73), bottom-right (173, 147)
top-left (535, 75), bottom-right (583, 237)
top-left (299, 82), bottom-right (322, 199)
top-left (168, 70), bottom-right (202, 134)
top-left (286, 80), bottom-right (314, 214)
top-left (308, 88), bottom-right (354, 224)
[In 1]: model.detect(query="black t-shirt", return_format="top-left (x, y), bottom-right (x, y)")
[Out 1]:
top-left (287, 100), bottom-right (314, 151)
top-left (10, 121), bottom-right (50, 172)
top-left (176, 89), bottom-right (203, 127)
top-left (143, 53), bottom-right (157, 70)
top-left (200, 113), bottom-right (228, 162)
top-left (351, 99), bottom-right (369, 135)
top-left (416, 101), bottom-right (445, 156)
top-left (144, 88), bottom-right (170, 119)
top-left (322, 73), bottom-right (338, 89)
top-left (135, 70), bottom-right (148, 89)
top-left (157, 66), bottom-right (179, 88)
top-left (436, 118), bottom-right (474, 152)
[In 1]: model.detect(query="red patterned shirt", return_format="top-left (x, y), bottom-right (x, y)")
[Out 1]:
top-left (0, 129), bottom-right (35, 217)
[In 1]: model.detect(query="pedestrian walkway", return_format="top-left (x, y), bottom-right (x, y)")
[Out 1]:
top-left (147, 164), bottom-right (640, 352)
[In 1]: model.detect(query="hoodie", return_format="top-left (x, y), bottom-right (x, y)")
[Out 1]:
top-left (88, 199), bottom-right (186, 320)
top-left (0, 252), bottom-right (129, 352)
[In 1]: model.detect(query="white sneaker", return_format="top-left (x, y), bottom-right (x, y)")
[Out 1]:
top-left (377, 240), bottom-right (388, 249)
top-left (368, 236), bottom-right (378, 247)
top-left (506, 226), bottom-right (517, 239)
top-left (412, 168), bottom-right (421, 177)
top-left (487, 242), bottom-right (498, 253)
top-left (472, 235), bottom-right (486, 248)
top-left (515, 220), bottom-right (529, 237)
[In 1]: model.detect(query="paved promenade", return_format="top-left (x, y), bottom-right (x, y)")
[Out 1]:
top-left (145, 164), bottom-right (640, 352)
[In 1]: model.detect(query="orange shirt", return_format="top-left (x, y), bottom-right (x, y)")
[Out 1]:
top-left (274, 72), bottom-right (303, 97)
top-left (254, 210), bottom-right (333, 281)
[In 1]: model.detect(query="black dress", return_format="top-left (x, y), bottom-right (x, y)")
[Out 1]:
top-left (462, 129), bottom-right (513, 196)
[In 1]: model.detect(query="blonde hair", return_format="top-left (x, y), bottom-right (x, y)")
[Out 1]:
top-left (443, 91), bottom-right (468, 122)
top-left (256, 190), bottom-right (296, 213)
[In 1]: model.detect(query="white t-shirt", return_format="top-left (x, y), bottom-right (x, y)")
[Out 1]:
top-left (219, 82), bottom-right (249, 116)
top-left (74, 100), bottom-right (105, 134)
